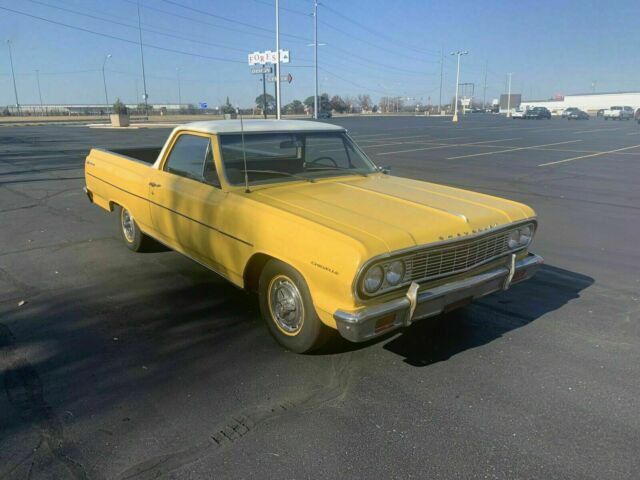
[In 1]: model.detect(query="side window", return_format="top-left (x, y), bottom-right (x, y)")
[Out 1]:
top-left (165, 134), bottom-right (220, 187)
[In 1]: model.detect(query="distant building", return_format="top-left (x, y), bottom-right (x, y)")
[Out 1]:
top-left (520, 91), bottom-right (640, 115)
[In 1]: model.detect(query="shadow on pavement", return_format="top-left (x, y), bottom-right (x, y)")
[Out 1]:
top-left (382, 264), bottom-right (594, 366)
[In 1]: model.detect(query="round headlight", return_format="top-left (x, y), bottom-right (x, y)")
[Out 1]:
top-left (363, 265), bottom-right (384, 293)
top-left (508, 230), bottom-right (520, 249)
top-left (519, 225), bottom-right (533, 245)
top-left (385, 260), bottom-right (405, 286)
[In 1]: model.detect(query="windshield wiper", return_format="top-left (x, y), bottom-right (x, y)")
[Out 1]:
top-left (304, 165), bottom-right (369, 177)
top-left (241, 169), bottom-right (315, 183)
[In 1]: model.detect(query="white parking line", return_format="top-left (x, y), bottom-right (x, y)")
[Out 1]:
top-left (626, 131), bottom-right (640, 135)
top-left (538, 144), bottom-right (640, 167)
top-left (446, 140), bottom-right (582, 160)
top-left (375, 137), bottom-right (521, 156)
top-left (363, 135), bottom-right (470, 148)
top-left (573, 127), bottom-right (622, 134)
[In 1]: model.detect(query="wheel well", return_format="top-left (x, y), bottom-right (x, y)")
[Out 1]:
top-left (108, 201), bottom-right (119, 213)
top-left (243, 253), bottom-right (275, 292)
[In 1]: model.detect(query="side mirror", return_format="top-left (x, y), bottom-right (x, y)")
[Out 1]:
top-left (377, 165), bottom-right (391, 174)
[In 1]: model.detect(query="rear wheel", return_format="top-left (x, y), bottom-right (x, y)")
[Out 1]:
top-left (258, 259), bottom-right (330, 353)
top-left (117, 206), bottom-right (154, 252)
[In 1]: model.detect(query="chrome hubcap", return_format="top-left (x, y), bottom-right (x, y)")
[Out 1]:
top-left (122, 209), bottom-right (135, 243)
top-left (269, 276), bottom-right (304, 334)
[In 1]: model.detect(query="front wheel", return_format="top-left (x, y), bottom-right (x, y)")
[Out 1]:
top-left (259, 259), bottom-right (330, 353)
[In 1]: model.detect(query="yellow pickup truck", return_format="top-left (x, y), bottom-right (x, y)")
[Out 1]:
top-left (84, 119), bottom-right (542, 352)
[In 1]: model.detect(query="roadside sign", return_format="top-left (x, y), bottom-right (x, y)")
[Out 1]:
top-left (250, 66), bottom-right (273, 75)
top-left (248, 50), bottom-right (290, 65)
top-left (199, 102), bottom-right (208, 109)
top-left (267, 73), bottom-right (293, 84)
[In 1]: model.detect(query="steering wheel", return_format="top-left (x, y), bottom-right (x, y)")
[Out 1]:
top-left (308, 156), bottom-right (338, 167)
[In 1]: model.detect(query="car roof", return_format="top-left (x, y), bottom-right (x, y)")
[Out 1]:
top-left (173, 119), bottom-right (345, 135)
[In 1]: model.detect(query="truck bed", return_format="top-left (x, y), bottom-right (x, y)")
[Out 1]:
top-left (109, 147), bottom-right (162, 164)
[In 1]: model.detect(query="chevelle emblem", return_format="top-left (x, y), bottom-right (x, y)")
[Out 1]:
top-left (311, 261), bottom-right (339, 275)
top-left (439, 223), bottom-right (499, 240)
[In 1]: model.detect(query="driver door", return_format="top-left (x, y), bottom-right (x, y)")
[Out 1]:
top-left (148, 132), bottom-right (226, 266)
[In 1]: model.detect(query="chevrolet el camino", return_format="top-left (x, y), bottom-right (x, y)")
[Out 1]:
top-left (84, 120), bottom-right (543, 352)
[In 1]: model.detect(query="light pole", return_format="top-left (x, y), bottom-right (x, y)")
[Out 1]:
top-left (450, 50), bottom-right (468, 122)
top-left (506, 73), bottom-right (513, 117)
top-left (438, 48), bottom-right (443, 114)
top-left (313, 0), bottom-right (318, 119)
top-left (275, 0), bottom-right (281, 119)
top-left (36, 69), bottom-right (44, 115)
top-left (137, 0), bottom-right (149, 115)
top-left (7, 40), bottom-right (20, 115)
top-left (176, 67), bottom-right (182, 108)
top-left (307, 1), bottom-right (327, 119)
top-left (102, 54), bottom-right (112, 114)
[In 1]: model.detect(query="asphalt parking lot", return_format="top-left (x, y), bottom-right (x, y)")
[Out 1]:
top-left (1, 114), bottom-right (639, 479)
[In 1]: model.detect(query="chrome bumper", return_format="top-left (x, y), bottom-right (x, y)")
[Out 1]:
top-left (334, 253), bottom-right (543, 343)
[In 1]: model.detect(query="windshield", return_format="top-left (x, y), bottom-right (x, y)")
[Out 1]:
top-left (219, 131), bottom-right (377, 186)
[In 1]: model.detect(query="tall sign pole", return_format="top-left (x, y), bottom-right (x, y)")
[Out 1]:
top-left (137, 0), bottom-right (149, 115)
top-left (313, 0), bottom-right (319, 119)
top-left (275, 0), bottom-right (281, 119)
top-left (483, 60), bottom-right (488, 109)
top-left (7, 40), bottom-right (20, 115)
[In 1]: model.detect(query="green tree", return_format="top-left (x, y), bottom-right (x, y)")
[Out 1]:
top-left (113, 98), bottom-right (128, 114)
top-left (304, 93), bottom-right (331, 113)
top-left (255, 93), bottom-right (276, 113)
top-left (284, 100), bottom-right (305, 114)
top-left (221, 96), bottom-right (235, 114)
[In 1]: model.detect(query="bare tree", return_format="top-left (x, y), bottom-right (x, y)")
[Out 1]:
top-left (357, 94), bottom-right (372, 112)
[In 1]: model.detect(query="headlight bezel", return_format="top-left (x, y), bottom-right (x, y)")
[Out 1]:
top-left (355, 220), bottom-right (537, 300)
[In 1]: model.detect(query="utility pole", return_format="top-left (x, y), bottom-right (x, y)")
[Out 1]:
top-left (313, 0), bottom-right (318, 119)
top-left (483, 60), bottom-right (488, 109)
top-left (102, 53), bottom-right (112, 114)
top-left (275, 0), bottom-right (281, 119)
top-left (506, 72), bottom-right (513, 117)
top-left (438, 48), bottom-right (443, 114)
top-left (36, 69), bottom-right (44, 115)
top-left (176, 67), bottom-right (182, 107)
top-left (7, 40), bottom-right (20, 115)
top-left (136, 0), bottom-right (149, 116)
top-left (450, 50), bottom-right (468, 123)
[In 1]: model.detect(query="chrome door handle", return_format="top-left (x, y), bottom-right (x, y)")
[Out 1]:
top-left (149, 182), bottom-right (161, 187)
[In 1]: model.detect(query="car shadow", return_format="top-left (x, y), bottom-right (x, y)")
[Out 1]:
top-left (378, 264), bottom-right (593, 366)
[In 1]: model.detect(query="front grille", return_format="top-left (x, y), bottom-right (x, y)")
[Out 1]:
top-left (404, 230), bottom-right (512, 283)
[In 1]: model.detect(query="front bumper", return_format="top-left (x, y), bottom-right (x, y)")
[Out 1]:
top-left (334, 253), bottom-right (543, 343)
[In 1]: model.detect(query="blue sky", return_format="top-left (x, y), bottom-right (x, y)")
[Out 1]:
top-left (1, 0), bottom-right (639, 107)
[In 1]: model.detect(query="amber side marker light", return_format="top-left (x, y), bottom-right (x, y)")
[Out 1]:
top-left (374, 314), bottom-right (397, 334)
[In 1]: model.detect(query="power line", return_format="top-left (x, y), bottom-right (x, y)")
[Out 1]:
top-left (23, 0), bottom-right (249, 54)
top-left (159, 0), bottom-right (311, 42)
top-left (0, 5), bottom-right (246, 65)
top-left (320, 2), bottom-right (440, 57)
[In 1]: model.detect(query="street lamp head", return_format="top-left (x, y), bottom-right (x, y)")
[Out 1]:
top-left (106, 54), bottom-right (112, 59)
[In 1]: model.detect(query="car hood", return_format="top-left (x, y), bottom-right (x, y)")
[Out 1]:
top-left (252, 174), bottom-right (535, 254)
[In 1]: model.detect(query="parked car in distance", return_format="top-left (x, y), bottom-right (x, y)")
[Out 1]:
top-left (596, 109), bottom-right (605, 117)
top-left (562, 107), bottom-right (580, 118)
top-left (317, 111), bottom-right (332, 119)
top-left (511, 107), bottom-right (527, 119)
top-left (83, 119), bottom-right (542, 353)
top-left (567, 109), bottom-right (590, 120)
top-left (525, 107), bottom-right (551, 119)
top-left (635, 108), bottom-right (640, 124)
top-left (603, 106), bottom-right (634, 120)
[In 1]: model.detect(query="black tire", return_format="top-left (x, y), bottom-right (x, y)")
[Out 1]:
top-left (117, 205), bottom-right (154, 252)
top-left (258, 259), bottom-right (330, 353)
